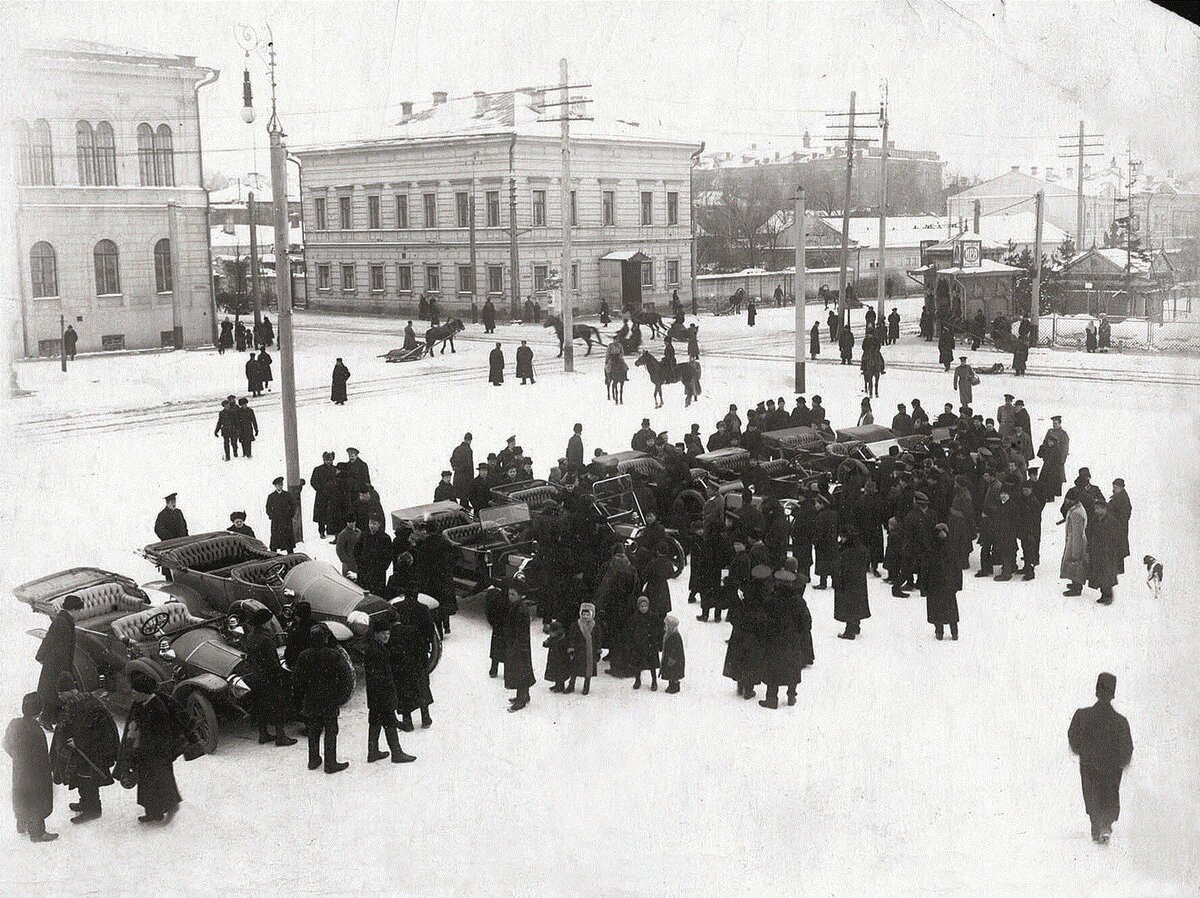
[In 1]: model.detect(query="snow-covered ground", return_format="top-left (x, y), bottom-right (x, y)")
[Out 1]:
top-left (1, 306), bottom-right (1197, 897)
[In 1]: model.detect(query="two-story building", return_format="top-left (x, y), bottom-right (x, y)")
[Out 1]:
top-left (9, 40), bottom-right (218, 357)
top-left (294, 89), bottom-right (700, 318)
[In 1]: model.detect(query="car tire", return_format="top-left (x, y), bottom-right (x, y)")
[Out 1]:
top-left (185, 691), bottom-right (219, 755)
top-left (666, 537), bottom-right (686, 579)
top-left (427, 631), bottom-right (442, 675)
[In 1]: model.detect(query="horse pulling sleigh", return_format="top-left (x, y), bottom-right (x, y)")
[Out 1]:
top-left (381, 318), bottom-right (466, 361)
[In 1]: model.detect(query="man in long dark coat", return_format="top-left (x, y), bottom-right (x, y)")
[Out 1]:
top-left (887, 308), bottom-right (901, 344)
top-left (266, 477), bottom-right (297, 552)
top-left (833, 530), bottom-right (870, 639)
top-left (403, 321), bottom-right (418, 350)
top-left (294, 626), bottom-right (352, 773)
top-left (115, 670), bottom-right (196, 821)
top-left (1068, 673), bottom-right (1133, 844)
top-left (450, 434), bottom-right (474, 502)
top-left (354, 515), bottom-right (393, 596)
top-left (364, 621), bottom-right (415, 764)
top-left (481, 298), bottom-right (496, 333)
top-left (1086, 501), bottom-right (1122, 605)
top-left (36, 593), bottom-right (81, 729)
top-left (310, 452), bottom-right (337, 539)
top-left (214, 398), bottom-right (240, 460)
top-left (245, 350), bottom-right (263, 396)
top-left (154, 493), bottom-right (188, 543)
top-left (503, 586), bottom-right (536, 711)
top-left (488, 342), bottom-right (505, 386)
top-left (5, 693), bottom-right (56, 841)
top-left (235, 398), bottom-right (258, 459)
top-left (243, 607), bottom-right (297, 747)
top-left (345, 447), bottom-right (371, 488)
top-left (331, 358), bottom-right (350, 405)
top-left (51, 681), bottom-right (119, 823)
top-left (390, 591), bottom-right (436, 730)
top-left (1107, 479), bottom-right (1132, 575)
top-left (515, 340), bottom-right (535, 384)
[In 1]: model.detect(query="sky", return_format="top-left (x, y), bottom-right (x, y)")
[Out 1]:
top-left (9, 0), bottom-right (1200, 185)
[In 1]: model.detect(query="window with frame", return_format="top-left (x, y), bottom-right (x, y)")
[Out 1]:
top-left (641, 191), bottom-right (653, 226)
top-left (458, 265), bottom-right (474, 294)
top-left (423, 193), bottom-right (437, 228)
top-left (339, 196), bottom-right (352, 229)
top-left (396, 194), bottom-right (409, 229)
top-left (486, 190), bottom-right (500, 227)
top-left (603, 190), bottom-right (615, 226)
top-left (367, 195), bottom-right (381, 229)
top-left (29, 242), bottom-right (57, 298)
top-left (397, 265), bottom-right (412, 293)
top-left (426, 265), bottom-right (441, 293)
top-left (666, 259), bottom-right (680, 287)
top-left (667, 191), bottom-right (679, 226)
top-left (13, 119), bottom-right (31, 185)
top-left (137, 123), bottom-right (155, 185)
top-left (154, 238), bottom-right (172, 293)
top-left (641, 260), bottom-right (653, 288)
top-left (317, 263), bottom-right (331, 290)
top-left (570, 190), bottom-right (577, 226)
top-left (101, 334), bottom-right (126, 352)
top-left (570, 262), bottom-right (579, 291)
top-left (532, 189), bottom-right (546, 227)
top-left (341, 263), bottom-right (355, 291)
top-left (314, 197), bottom-right (327, 230)
top-left (456, 192), bottom-right (470, 228)
top-left (153, 125), bottom-right (174, 187)
top-left (30, 119), bottom-right (54, 186)
top-left (37, 339), bottom-right (62, 358)
top-left (533, 264), bottom-right (548, 293)
top-left (93, 239), bottom-right (120, 295)
top-left (93, 122), bottom-right (117, 186)
top-left (487, 265), bottom-right (503, 295)
top-left (369, 264), bottom-right (384, 292)
top-left (76, 121), bottom-right (97, 186)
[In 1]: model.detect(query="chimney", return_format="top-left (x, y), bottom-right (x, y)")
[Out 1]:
top-left (802, 130), bottom-right (811, 149)
top-left (973, 199), bottom-right (981, 235)
top-left (1030, 166), bottom-right (1039, 177)
top-left (432, 90), bottom-right (448, 105)
top-left (1066, 166), bottom-right (1073, 180)
top-left (400, 101), bottom-right (414, 121)
top-left (1011, 165), bottom-right (1020, 172)
top-left (1046, 167), bottom-right (1056, 180)
top-left (473, 90), bottom-right (487, 116)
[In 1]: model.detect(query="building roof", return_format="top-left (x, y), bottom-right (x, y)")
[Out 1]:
top-left (927, 231), bottom-right (1008, 253)
top-left (210, 222), bottom-right (302, 254)
top-left (937, 259), bottom-right (1025, 276)
top-left (600, 251), bottom-right (650, 262)
top-left (818, 215), bottom-right (947, 249)
top-left (1057, 247), bottom-right (1153, 275)
top-left (298, 89), bottom-right (698, 154)
top-left (24, 38), bottom-right (201, 69)
top-left (950, 168), bottom-right (1076, 200)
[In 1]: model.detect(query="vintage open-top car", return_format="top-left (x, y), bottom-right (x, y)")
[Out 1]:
top-left (15, 567), bottom-right (284, 754)
top-left (143, 531), bottom-right (308, 616)
top-left (390, 500), bottom-right (472, 535)
top-left (588, 474), bottom-right (686, 576)
top-left (441, 503), bottom-right (538, 599)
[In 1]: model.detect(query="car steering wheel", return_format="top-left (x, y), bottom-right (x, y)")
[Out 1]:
top-left (139, 610), bottom-right (171, 637)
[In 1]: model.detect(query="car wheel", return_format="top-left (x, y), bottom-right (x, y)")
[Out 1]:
top-left (72, 651), bottom-right (101, 693)
top-left (185, 692), bottom-right (219, 755)
top-left (666, 537), bottom-right (686, 579)
top-left (427, 631), bottom-right (442, 675)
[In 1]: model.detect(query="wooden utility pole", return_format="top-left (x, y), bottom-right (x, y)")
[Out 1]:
top-left (247, 190), bottom-right (262, 330)
top-left (836, 91), bottom-right (856, 326)
top-left (1031, 189), bottom-right (1044, 341)
top-left (794, 188), bottom-right (806, 393)
top-left (876, 88), bottom-right (888, 324)
top-left (1059, 122), bottom-right (1103, 249)
top-left (559, 58), bottom-right (574, 372)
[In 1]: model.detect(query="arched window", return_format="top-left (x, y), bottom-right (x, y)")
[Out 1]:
top-left (31, 119), bottom-right (54, 185)
top-left (12, 119), bottom-right (31, 185)
top-left (137, 123), bottom-right (154, 185)
top-left (154, 124), bottom-right (174, 187)
top-left (75, 120), bottom-right (97, 186)
top-left (95, 121), bottom-right (116, 186)
top-left (29, 242), bottom-right (57, 298)
top-left (93, 239), bottom-right (120, 295)
top-left (154, 238), bottom-right (172, 293)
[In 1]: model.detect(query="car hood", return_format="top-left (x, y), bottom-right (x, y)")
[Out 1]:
top-left (169, 627), bottom-right (243, 678)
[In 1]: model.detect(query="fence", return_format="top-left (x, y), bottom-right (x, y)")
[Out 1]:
top-left (1041, 311), bottom-right (1200, 353)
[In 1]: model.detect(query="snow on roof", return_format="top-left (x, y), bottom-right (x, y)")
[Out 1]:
top-left (299, 90), bottom-right (696, 153)
top-left (950, 168), bottom-right (1076, 200)
top-left (1089, 247), bottom-right (1152, 274)
top-left (208, 176), bottom-right (299, 206)
top-left (600, 250), bottom-right (650, 262)
top-left (938, 259), bottom-right (1024, 276)
top-left (928, 231), bottom-right (1008, 252)
top-left (25, 38), bottom-right (200, 69)
top-left (818, 215), bottom-right (947, 249)
top-left (210, 223), bottom-right (302, 253)
top-left (972, 211), bottom-right (1069, 247)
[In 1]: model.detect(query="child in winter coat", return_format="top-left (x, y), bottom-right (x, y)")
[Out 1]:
top-left (628, 596), bottom-right (663, 691)
top-left (4, 693), bottom-right (56, 842)
top-left (659, 614), bottom-right (685, 694)
top-left (543, 621), bottom-right (571, 692)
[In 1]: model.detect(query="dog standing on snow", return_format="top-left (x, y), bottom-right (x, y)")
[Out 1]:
top-left (1143, 555), bottom-right (1163, 599)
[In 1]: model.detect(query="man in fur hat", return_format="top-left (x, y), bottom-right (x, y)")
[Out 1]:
top-left (1068, 673), bottom-right (1133, 844)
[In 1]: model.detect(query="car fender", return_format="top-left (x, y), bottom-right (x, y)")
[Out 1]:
top-left (173, 672), bottom-right (229, 696)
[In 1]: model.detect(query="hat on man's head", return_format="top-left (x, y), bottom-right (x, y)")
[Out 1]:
top-left (273, 476), bottom-right (285, 486)
top-left (641, 418), bottom-right (651, 426)
top-left (1096, 672), bottom-right (1117, 700)
top-left (164, 492), bottom-right (178, 502)
top-left (62, 594), bottom-right (84, 612)
top-left (347, 447), bottom-right (359, 454)
top-left (230, 511), bottom-right (247, 522)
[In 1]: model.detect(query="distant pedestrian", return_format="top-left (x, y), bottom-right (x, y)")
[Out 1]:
top-left (215, 397), bottom-right (240, 460)
top-left (482, 298), bottom-right (496, 334)
top-left (746, 299), bottom-right (757, 327)
top-left (236, 397), bottom-right (258, 458)
top-left (154, 492), bottom-right (188, 542)
top-left (833, 529), bottom-right (869, 639)
top-left (428, 297), bottom-right (440, 326)
top-left (266, 477), bottom-right (297, 552)
top-left (363, 621), bottom-right (416, 764)
top-left (235, 321), bottom-right (249, 352)
top-left (686, 323), bottom-right (700, 361)
top-left (258, 348), bottom-right (273, 391)
top-left (887, 308), bottom-right (901, 345)
top-left (827, 309), bottom-right (839, 342)
top-left (311, 452), bottom-right (337, 539)
top-left (294, 625), bottom-right (352, 774)
top-left (259, 315), bottom-right (276, 349)
top-left (245, 350), bottom-right (263, 396)
top-left (489, 343), bottom-right (505, 386)
top-left (516, 340), bottom-right (535, 384)
top-left (331, 358), bottom-right (350, 405)
top-left (218, 318), bottom-right (233, 355)
top-left (503, 586), bottom-right (535, 712)
top-left (953, 356), bottom-right (976, 409)
top-left (628, 596), bottom-right (662, 691)
top-left (1098, 315), bottom-right (1111, 351)
top-left (659, 613), bottom-right (684, 694)
top-left (1068, 673), bottom-right (1133, 844)
top-left (938, 325), bottom-right (955, 371)
top-left (810, 321), bottom-right (820, 360)
top-left (1013, 336), bottom-right (1029, 376)
top-left (1085, 321), bottom-right (1098, 353)
top-left (63, 324), bottom-right (78, 361)
top-left (4, 693), bottom-right (56, 841)
top-left (543, 621), bottom-right (570, 693)
top-left (838, 322), bottom-right (854, 364)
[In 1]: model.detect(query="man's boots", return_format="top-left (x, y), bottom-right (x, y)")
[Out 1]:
top-left (1021, 565), bottom-right (1036, 582)
top-left (384, 726), bottom-right (416, 764)
top-left (489, 660), bottom-right (499, 678)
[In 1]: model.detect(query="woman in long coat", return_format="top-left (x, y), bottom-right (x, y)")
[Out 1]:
top-left (1060, 498), bottom-right (1089, 595)
top-left (833, 530), bottom-right (870, 639)
top-left (330, 359), bottom-right (350, 405)
top-left (114, 671), bottom-right (196, 822)
top-left (488, 343), bottom-right (505, 386)
top-left (502, 587), bottom-right (536, 711)
top-left (567, 603), bottom-right (602, 694)
top-left (925, 524), bottom-right (961, 640)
